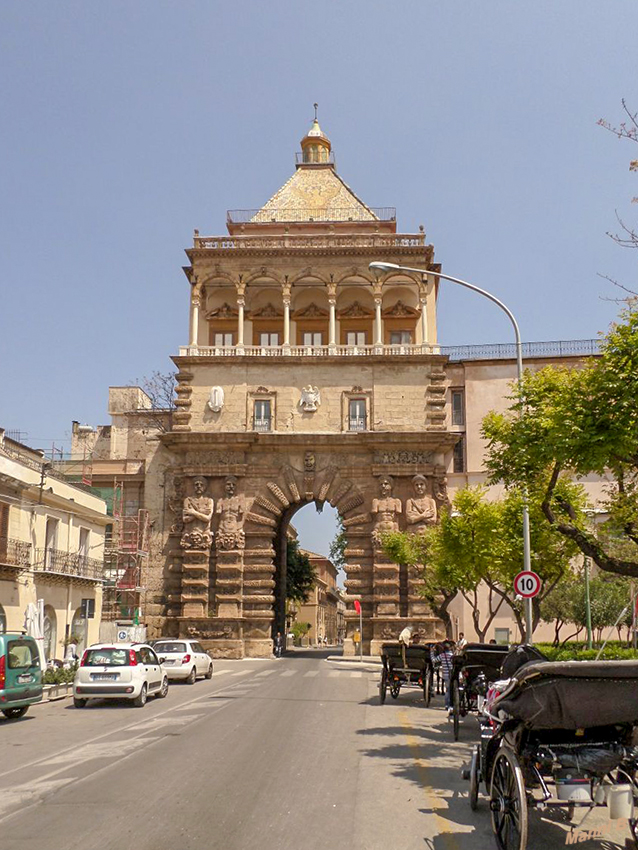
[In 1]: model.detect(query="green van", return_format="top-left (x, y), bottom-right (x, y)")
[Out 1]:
top-left (0, 633), bottom-right (43, 719)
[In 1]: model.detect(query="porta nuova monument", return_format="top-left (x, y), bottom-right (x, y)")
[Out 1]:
top-left (145, 116), bottom-right (458, 656)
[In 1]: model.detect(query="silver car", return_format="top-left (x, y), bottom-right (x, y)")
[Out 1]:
top-left (153, 639), bottom-right (213, 683)
top-left (73, 643), bottom-right (169, 708)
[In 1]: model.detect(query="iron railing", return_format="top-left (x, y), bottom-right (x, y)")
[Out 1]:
top-left (226, 206), bottom-right (396, 224)
top-left (34, 548), bottom-right (105, 581)
top-left (253, 419), bottom-right (272, 432)
top-left (179, 339), bottom-right (601, 361)
top-left (0, 537), bottom-right (31, 569)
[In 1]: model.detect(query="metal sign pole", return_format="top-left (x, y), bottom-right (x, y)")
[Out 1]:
top-left (359, 605), bottom-right (363, 663)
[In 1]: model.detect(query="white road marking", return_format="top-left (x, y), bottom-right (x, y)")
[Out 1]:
top-left (328, 671), bottom-right (343, 678)
top-left (254, 670), bottom-right (275, 677)
top-left (280, 670), bottom-right (297, 677)
top-left (0, 778), bottom-right (78, 818)
top-left (303, 670), bottom-right (319, 678)
top-left (176, 700), bottom-right (229, 711)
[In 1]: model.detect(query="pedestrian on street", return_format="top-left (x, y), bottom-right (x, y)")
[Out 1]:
top-left (436, 641), bottom-right (455, 711)
top-left (457, 632), bottom-right (467, 650)
top-left (274, 631), bottom-right (284, 658)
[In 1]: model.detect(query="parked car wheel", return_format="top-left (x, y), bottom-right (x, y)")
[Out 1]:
top-left (205, 663), bottom-right (213, 680)
top-left (157, 677), bottom-right (169, 698)
top-left (73, 698), bottom-right (87, 709)
top-left (186, 666), bottom-right (197, 685)
top-left (133, 684), bottom-right (147, 708)
top-left (2, 706), bottom-right (29, 719)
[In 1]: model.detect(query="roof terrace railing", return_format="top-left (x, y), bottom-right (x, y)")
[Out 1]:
top-left (178, 339), bottom-right (601, 361)
top-left (194, 232), bottom-right (422, 250)
top-left (226, 207), bottom-right (397, 224)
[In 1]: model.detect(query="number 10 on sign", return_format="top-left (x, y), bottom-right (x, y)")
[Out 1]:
top-left (514, 570), bottom-right (542, 598)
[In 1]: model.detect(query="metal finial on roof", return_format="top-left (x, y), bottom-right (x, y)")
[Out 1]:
top-left (314, 102), bottom-right (318, 121)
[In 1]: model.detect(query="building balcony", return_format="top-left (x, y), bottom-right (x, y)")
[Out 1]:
top-left (33, 548), bottom-right (105, 582)
top-left (178, 339), bottom-right (600, 361)
top-left (193, 232), bottom-right (420, 251)
top-left (0, 537), bottom-right (31, 569)
top-left (179, 342), bottom-right (440, 358)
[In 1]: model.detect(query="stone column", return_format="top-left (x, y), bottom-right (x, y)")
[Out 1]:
top-left (420, 296), bottom-right (428, 347)
top-left (283, 298), bottom-right (291, 350)
top-left (189, 286), bottom-right (200, 348)
top-left (328, 297), bottom-right (337, 349)
top-left (374, 297), bottom-right (383, 346)
top-left (237, 297), bottom-right (245, 350)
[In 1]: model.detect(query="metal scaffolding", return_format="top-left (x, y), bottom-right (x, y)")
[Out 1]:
top-left (102, 481), bottom-right (149, 621)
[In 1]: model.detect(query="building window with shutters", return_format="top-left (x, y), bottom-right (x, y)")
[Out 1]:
top-left (389, 330), bottom-right (412, 345)
top-left (453, 436), bottom-right (465, 473)
top-left (451, 389), bottom-right (465, 426)
top-left (0, 501), bottom-right (9, 563)
top-left (253, 399), bottom-right (272, 432)
top-left (348, 399), bottom-right (367, 431)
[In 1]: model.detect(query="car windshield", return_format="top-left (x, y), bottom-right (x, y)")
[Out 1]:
top-left (84, 648), bottom-right (131, 667)
top-left (154, 642), bottom-right (187, 653)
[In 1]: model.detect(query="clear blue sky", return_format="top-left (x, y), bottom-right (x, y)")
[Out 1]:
top-left (1, 2), bottom-right (636, 555)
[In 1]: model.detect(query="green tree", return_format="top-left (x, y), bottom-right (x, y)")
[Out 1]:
top-left (329, 516), bottom-right (347, 574)
top-left (382, 530), bottom-right (459, 639)
top-left (483, 309), bottom-right (638, 579)
top-left (286, 540), bottom-right (316, 602)
top-left (384, 483), bottom-right (582, 641)
top-left (538, 575), bottom-right (582, 645)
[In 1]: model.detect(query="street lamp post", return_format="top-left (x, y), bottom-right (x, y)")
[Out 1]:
top-left (369, 261), bottom-right (535, 644)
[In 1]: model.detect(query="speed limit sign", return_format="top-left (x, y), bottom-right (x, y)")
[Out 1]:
top-left (514, 571), bottom-right (542, 598)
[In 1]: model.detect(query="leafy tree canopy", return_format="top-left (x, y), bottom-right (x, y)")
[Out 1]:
top-left (286, 540), bottom-right (316, 603)
top-left (482, 308), bottom-right (638, 578)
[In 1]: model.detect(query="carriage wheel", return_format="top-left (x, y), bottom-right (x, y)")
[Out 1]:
top-left (489, 747), bottom-right (529, 850)
top-left (452, 680), bottom-right (460, 741)
top-left (424, 670), bottom-right (431, 706)
top-left (390, 681), bottom-right (401, 699)
top-left (427, 668), bottom-right (434, 703)
top-left (469, 744), bottom-right (481, 810)
top-left (379, 669), bottom-right (387, 705)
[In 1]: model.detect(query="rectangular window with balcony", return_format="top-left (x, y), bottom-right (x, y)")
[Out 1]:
top-left (348, 399), bottom-right (367, 431)
top-left (390, 331), bottom-right (412, 345)
top-left (0, 501), bottom-right (9, 563)
top-left (453, 436), bottom-right (465, 473)
top-left (44, 517), bottom-right (59, 569)
top-left (451, 389), bottom-right (465, 426)
top-left (213, 332), bottom-right (234, 347)
top-left (302, 331), bottom-right (323, 346)
top-left (79, 527), bottom-right (89, 562)
top-left (259, 333), bottom-right (279, 347)
top-left (254, 399), bottom-right (272, 432)
top-left (346, 331), bottom-right (367, 346)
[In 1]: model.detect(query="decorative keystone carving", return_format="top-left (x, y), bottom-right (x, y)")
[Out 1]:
top-left (254, 495), bottom-right (281, 515)
top-left (267, 482), bottom-right (290, 507)
top-left (338, 493), bottom-right (364, 515)
top-left (343, 513), bottom-right (371, 528)
top-left (283, 467), bottom-right (301, 502)
top-left (246, 512), bottom-right (277, 528)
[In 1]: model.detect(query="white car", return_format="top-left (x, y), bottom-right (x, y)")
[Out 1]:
top-left (152, 639), bottom-right (213, 683)
top-left (73, 643), bottom-right (169, 708)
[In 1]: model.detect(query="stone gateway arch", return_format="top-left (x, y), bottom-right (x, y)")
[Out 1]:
top-left (135, 116), bottom-right (460, 656)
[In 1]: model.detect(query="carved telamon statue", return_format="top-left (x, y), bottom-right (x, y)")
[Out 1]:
top-left (405, 474), bottom-right (437, 534)
top-left (371, 474), bottom-right (402, 549)
top-left (215, 475), bottom-right (246, 550)
top-left (180, 476), bottom-right (214, 550)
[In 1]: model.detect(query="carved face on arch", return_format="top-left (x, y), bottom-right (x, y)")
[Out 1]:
top-left (379, 475), bottom-right (393, 497)
top-left (304, 451), bottom-right (316, 472)
top-left (193, 476), bottom-right (207, 497)
top-left (413, 475), bottom-right (427, 497)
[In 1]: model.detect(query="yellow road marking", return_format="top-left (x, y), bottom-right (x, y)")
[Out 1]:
top-left (398, 708), bottom-right (461, 850)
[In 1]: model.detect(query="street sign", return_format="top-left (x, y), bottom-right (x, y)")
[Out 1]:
top-left (514, 571), bottom-right (542, 598)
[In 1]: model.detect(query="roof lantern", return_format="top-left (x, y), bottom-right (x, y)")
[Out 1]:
top-left (300, 104), bottom-right (332, 165)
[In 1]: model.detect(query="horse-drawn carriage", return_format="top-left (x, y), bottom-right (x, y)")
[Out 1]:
top-left (449, 642), bottom-right (510, 740)
top-left (465, 654), bottom-right (638, 850)
top-left (378, 643), bottom-right (432, 705)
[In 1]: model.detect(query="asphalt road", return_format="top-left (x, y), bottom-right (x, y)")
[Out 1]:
top-left (0, 650), bottom-right (627, 850)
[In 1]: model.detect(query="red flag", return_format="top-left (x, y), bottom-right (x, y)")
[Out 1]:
top-left (354, 600), bottom-right (361, 614)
